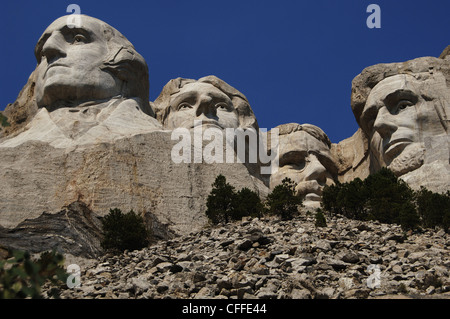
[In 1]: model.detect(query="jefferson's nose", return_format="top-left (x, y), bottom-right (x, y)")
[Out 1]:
top-left (195, 95), bottom-right (217, 118)
top-left (41, 32), bottom-right (67, 63)
top-left (373, 107), bottom-right (398, 140)
top-left (304, 154), bottom-right (327, 184)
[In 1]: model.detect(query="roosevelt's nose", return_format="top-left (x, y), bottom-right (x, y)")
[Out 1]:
top-left (195, 95), bottom-right (217, 119)
top-left (373, 107), bottom-right (398, 140)
top-left (303, 154), bottom-right (328, 184)
top-left (41, 32), bottom-right (67, 63)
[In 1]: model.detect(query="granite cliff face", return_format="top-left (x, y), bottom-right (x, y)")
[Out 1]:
top-left (0, 71), bottom-right (38, 140)
top-left (0, 14), bottom-right (448, 258)
top-left (0, 131), bottom-right (267, 234)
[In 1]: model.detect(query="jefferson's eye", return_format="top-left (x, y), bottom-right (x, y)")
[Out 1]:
top-left (73, 34), bottom-right (87, 44)
top-left (216, 103), bottom-right (229, 111)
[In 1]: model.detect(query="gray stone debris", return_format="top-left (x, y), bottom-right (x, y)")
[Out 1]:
top-left (44, 212), bottom-right (450, 299)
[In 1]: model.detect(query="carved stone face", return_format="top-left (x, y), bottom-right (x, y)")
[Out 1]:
top-left (361, 73), bottom-right (448, 174)
top-left (270, 128), bottom-right (336, 207)
top-left (165, 82), bottom-right (239, 130)
top-left (34, 16), bottom-right (122, 108)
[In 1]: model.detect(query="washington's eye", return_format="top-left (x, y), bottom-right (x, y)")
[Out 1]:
top-left (38, 51), bottom-right (46, 64)
top-left (73, 34), bottom-right (87, 44)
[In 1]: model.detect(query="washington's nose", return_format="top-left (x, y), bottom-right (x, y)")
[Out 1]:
top-left (195, 95), bottom-right (217, 118)
top-left (304, 154), bottom-right (327, 184)
top-left (373, 107), bottom-right (398, 140)
top-left (41, 32), bottom-right (67, 63)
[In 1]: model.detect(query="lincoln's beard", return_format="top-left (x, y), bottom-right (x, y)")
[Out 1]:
top-left (387, 143), bottom-right (425, 177)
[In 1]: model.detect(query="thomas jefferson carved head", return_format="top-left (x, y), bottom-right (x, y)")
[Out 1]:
top-left (153, 76), bottom-right (258, 130)
top-left (34, 15), bottom-right (151, 115)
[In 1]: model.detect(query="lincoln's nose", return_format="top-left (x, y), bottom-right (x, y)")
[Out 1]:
top-left (373, 107), bottom-right (398, 141)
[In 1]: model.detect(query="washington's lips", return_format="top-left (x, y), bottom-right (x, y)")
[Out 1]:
top-left (44, 63), bottom-right (69, 76)
top-left (383, 138), bottom-right (412, 158)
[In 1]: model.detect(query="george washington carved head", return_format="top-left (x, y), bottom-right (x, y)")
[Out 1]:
top-left (34, 15), bottom-right (152, 115)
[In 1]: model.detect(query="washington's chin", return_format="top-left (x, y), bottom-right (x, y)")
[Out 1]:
top-left (36, 69), bottom-right (119, 106)
top-left (36, 84), bottom-right (120, 109)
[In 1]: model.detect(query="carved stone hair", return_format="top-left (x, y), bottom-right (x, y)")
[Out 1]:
top-left (98, 21), bottom-right (150, 110)
top-left (274, 122), bottom-right (332, 148)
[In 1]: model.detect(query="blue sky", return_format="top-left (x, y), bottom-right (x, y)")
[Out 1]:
top-left (1, 0), bottom-right (448, 143)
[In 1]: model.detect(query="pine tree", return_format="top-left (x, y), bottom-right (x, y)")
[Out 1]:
top-left (315, 208), bottom-right (327, 227)
top-left (101, 208), bottom-right (149, 253)
top-left (205, 174), bottom-right (236, 224)
top-left (265, 177), bottom-right (302, 220)
top-left (398, 201), bottom-right (420, 231)
top-left (364, 168), bottom-right (415, 224)
top-left (0, 112), bottom-right (10, 127)
top-left (337, 178), bottom-right (367, 220)
top-left (416, 187), bottom-right (450, 232)
top-left (232, 187), bottom-right (263, 220)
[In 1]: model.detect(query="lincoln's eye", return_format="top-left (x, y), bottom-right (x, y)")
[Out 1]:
top-left (383, 90), bottom-right (418, 115)
top-left (178, 103), bottom-right (192, 110)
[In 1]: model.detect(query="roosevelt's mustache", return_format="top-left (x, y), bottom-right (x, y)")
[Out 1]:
top-left (294, 180), bottom-right (325, 196)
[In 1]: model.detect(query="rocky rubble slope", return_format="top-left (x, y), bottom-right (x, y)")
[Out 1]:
top-left (48, 212), bottom-right (450, 299)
